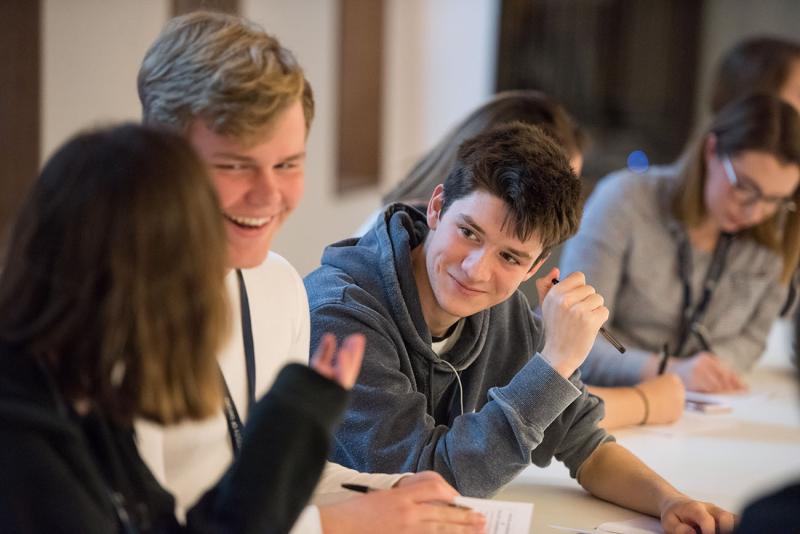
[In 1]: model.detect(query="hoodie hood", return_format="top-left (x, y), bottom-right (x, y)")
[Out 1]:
top-left (318, 204), bottom-right (490, 372)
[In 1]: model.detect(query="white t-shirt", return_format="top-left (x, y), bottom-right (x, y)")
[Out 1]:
top-left (136, 252), bottom-right (403, 534)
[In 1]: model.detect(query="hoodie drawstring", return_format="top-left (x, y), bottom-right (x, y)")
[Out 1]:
top-left (432, 357), bottom-right (464, 417)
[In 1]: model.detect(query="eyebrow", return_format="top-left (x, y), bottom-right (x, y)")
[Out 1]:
top-left (211, 151), bottom-right (307, 163)
top-left (460, 215), bottom-right (534, 261)
top-left (737, 170), bottom-right (795, 200)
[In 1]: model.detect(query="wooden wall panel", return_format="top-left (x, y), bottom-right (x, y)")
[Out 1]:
top-left (0, 0), bottom-right (40, 260)
top-left (337, 0), bottom-right (385, 192)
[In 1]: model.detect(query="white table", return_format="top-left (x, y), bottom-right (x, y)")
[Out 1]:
top-left (495, 355), bottom-right (800, 532)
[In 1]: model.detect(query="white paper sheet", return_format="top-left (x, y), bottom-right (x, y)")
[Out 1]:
top-left (454, 496), bottom-right (533, 534)
top-left (596, 516), bottom-right (664, 533)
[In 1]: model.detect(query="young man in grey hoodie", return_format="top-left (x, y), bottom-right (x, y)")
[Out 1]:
top-left (305, 122), bottom-right (736, 533)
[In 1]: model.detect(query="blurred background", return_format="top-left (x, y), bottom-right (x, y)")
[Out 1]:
top-left (1, 0), bottom-right (799, 276)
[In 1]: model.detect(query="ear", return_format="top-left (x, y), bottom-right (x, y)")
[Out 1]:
top-left (426, 184), bottom-right (445, 230)
top-left (522, 252), bottom-right (550, 283)
top-left (703, 133), bottom-right (718, 164)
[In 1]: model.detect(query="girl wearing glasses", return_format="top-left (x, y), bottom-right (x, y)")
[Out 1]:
top-left (561, 93), bottom-right (800, 393)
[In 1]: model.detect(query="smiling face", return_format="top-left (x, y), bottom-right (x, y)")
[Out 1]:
top-left (703, 136), bottom-right (800, 233)
top-left (412, 186), bottom-right (545, 336)
top-left (188, 100), bottom-right (307, 269)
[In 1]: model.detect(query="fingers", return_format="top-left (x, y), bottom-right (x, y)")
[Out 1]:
top-left (310, 333), bottom-right (337, 380)
top-left (720, 366), bottom-right (746, 392)
top-left (398, 479), bottom-right (460, 504)
top-left (416, 503), bottom-right (486, 530)
top-left (711, 506), bottom-right (737, 534)
top-left (310, 333), bottom-right (366, 389)
top-left (663, 501), bottom-right (719, 534)
top-left (335, 334), bottom-right (365, 390)
top-left (535, 267), bottom-right (560, 304)
top-left (695, 364), bottom-right (725, 393)
top-left (395, 471), bottom-right (449, 489)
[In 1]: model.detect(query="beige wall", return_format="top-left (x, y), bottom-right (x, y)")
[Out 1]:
top-left (695, 0), bottom-right (800, 126)
top-left (41, 0), bottom-right (169, 161)
top-left (40, 0), bottom-right (499, 276)
top-left (245, 0), bottom-right (499, 275)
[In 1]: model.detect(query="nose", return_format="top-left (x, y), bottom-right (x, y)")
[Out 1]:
top-left (462, 249), bottom-right (491, 283)
top-left (741, 200), bottom-right (771, 225)
top-left (248, 167), bottom-right (281, 207)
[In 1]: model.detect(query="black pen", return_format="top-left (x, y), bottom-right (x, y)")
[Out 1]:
top-left (340, 483), bottom-right (472, 510)
top-left (657, 342), bottom-right (670, 375)
top-left (551, 279), bottom-right (626, 354)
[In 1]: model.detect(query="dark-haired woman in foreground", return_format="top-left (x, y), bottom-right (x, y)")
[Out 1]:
top-left (0, 124), bottom-right (363, 533)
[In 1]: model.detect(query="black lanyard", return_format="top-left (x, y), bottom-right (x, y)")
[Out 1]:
top-left (221, 269), bottom-right (256, 454)
top-left (674, 232), bottom-right (734, 355)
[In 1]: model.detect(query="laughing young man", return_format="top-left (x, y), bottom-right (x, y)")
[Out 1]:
top-left (306, 122), bottom-right (737, 534)
top-left (135, 11), bottom-right (485, 534)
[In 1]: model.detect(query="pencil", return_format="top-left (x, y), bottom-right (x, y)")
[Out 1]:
top-left (657, 343), bottom-right (670, 375)
top-left (340, 483), bottom-right (472, 510)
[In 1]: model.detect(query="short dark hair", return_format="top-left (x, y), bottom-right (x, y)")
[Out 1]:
top-left (440, 121), bottom-right (582, 258)
top-left (0, 124), bottom-right (229, 424)
top-left (711, 36), bottom-right (800, 113)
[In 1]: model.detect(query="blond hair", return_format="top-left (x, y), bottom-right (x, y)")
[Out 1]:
top-left (138, 11), bottom-right (314, 144)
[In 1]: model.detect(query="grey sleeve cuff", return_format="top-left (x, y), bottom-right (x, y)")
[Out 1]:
top-left (489, 354), bottom-right (581, 431)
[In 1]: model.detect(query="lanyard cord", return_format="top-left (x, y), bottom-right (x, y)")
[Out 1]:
top-left (221, 269), bottom-right (256, 454)
top-left (675, 232), bottom-right (734, 355)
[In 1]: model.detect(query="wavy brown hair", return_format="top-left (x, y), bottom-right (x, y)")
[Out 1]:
top-left (710, 36), bottom-right (800, 113)
top-left (384, 90), bottom-right (586, 205)
top-left (673, 94), bottom-right (800, 283)
top-left (0, 124), bottom-right (229, 424)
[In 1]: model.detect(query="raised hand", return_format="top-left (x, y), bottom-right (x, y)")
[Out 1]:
top-left (539, 271), bottom-right (609, 378)
top-left (310, 333), bottom-right (366, 390)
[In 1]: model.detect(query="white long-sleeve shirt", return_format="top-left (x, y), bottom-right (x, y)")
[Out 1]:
top-left (136, 252), bottom-right (403, 534)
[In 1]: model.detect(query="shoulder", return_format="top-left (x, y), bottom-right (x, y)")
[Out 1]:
top-left (238, 252), bottom-right (309, 334)
top-left (591, 167), bottom-right (671, 205)
top-left (584, 166), bottom-right (676, 228)
top-left (244, 252), bottom-right (304, 290)
top-left (240, 252), bottom-right (306, 305)
top-left (305, 261), bottom-right (382, 313)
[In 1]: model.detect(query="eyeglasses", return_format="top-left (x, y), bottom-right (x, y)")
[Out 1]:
top-left (721, 155), bottom-right (796, 213)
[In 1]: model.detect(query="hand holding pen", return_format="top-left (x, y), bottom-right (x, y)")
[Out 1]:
top-left (324, 479), bottom-right (486, 534)
top-left (550, 278), bottom-right (626, 354)
top-left (536, 269), bottom-right (616, 378)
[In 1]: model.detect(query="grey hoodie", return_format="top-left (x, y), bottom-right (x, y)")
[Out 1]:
top-left (305, 205), bottom-right (613, 497)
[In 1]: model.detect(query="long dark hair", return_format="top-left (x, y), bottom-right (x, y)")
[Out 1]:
top-left (0, 124), bottom-right (229, 424)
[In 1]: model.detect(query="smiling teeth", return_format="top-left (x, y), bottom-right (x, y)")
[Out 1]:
top-left (224, 213), bottom-right (273, 227)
